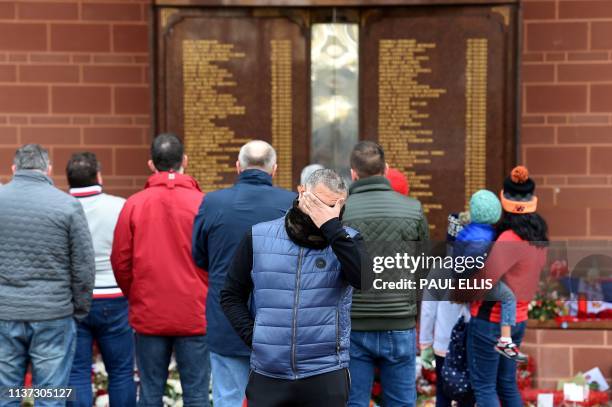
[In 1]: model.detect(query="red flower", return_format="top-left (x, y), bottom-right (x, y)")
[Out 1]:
top-left (578, 391), bottom-right (610, 406)
top-left (550, 260), bottom-right (569, 278)
top-left (421, 367), bottom-right (437, 383)
top-left (372, 382), bottom-right (382, 396)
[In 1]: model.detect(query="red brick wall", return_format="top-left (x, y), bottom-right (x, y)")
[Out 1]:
top-left (523, 0), bottom-right (612, 239)
top-left (522, 328), bottom-right (612, 388)
top-left (0, 0), bottom-right (150, 197)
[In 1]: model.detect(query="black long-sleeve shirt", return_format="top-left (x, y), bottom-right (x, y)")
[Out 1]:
top-left (220, 218), bottom-right (364, 348)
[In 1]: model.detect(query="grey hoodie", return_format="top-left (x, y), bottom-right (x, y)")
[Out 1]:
top-left (0, 171), bottom-right (95, 321)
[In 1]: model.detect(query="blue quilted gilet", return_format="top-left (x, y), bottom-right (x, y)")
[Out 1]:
top-left (250, 216), bottom-right (357, 379)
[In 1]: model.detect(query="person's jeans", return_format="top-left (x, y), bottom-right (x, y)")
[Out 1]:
top-left (434, 355), bottom-right (475, 407)
top-left (210, 352), bottom-right (250, 407)
top-left (68, 297), bottom-right (135, 407)
top-left (485, 281), bottom-right (517, 327)
top-left (0, 316), bottom-right (76, 407)
top-left (135, 333), bottom-right (211, 407)
top-left (467, 318), bottom-right (526, 407)
top-left (348, 329), bottom-right (416, 407)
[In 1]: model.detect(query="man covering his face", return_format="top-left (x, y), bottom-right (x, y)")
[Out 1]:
top-left (221, 168), bottom-right (364, 407)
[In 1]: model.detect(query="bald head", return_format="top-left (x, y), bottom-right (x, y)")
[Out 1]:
top-left (237, 140), bottom-right (277, 174)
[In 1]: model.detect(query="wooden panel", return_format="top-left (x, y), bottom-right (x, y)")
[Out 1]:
top-left (155, 8), bottom-right (309, 191)
top-left (360, 6), bottom-right (518, 239)
top-left (156, 0), bottom-right (519, 7)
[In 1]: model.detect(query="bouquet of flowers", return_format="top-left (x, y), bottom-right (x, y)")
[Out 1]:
top-left (91, 350), bottom-right (183, 407)
top-left (528, 260), bottom-right (569, 321)
top-left (516, 356), bottom-right (536, 390)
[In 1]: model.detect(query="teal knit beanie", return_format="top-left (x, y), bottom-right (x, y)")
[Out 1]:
top-left (470, 190), bottom-right (502, 224)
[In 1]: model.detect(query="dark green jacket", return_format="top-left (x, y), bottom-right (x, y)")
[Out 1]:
top-left (342, 176), bottom-right (428, 331)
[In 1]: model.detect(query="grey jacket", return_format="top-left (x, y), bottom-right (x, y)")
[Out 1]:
top-left (0, 171), bottom-right (95, 321)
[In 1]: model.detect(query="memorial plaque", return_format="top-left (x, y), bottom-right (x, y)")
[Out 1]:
top-left (156, 8), bottom-right (309, 191)
top-left (155, 5), bottom-right (519, 238)
top-left (361, 6), bottom-right (517, 239)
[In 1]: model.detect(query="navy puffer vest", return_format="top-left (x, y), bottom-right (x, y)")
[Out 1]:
top-left (250, 216), bottom-right (358, 379)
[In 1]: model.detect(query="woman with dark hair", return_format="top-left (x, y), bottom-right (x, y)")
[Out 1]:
top-left (467, 166), bottom-right (548, 407)
top-left (496, 211), bottom-right (549, 246)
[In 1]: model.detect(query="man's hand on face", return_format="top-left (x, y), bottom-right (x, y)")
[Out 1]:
top-left (300, 191), bottom-right (345, 228)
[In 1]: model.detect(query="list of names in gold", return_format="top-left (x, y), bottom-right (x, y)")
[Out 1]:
top-left (464, 38), bottom-right (488, 209)
top-left (378, 39), bottom-right (447, 226)
top-left (270, 40), bottom-right (293, 190)
top-left (182, 39), bottom-right (249, 191)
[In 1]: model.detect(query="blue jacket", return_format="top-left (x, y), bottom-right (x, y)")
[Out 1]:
top-left (250, 217), bottom-right (358, 379)
top-left (454, 223), bottom-right (496, 277)
top-left (192, 170), bottom-right (295, 356)
top-left (456, 222), bottom-right (496, 244)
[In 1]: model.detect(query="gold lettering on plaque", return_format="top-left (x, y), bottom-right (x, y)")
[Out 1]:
top-left (182, 40), bottom-right (248, 191)
top-left (464, 39), bottom-right (488, 209)
top-left (270, 40), bottom-right (293, 190)
top-left (378, 39), bottom-right (447, 228)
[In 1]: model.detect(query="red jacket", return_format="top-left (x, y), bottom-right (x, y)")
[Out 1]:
top-left (471, 230), bottom-right (547, 324)
top-left (111, 172), bottom-right (208, 336)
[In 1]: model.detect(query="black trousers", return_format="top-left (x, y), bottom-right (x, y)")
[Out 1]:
top-left (246, 368), bottom-right (350, 407)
